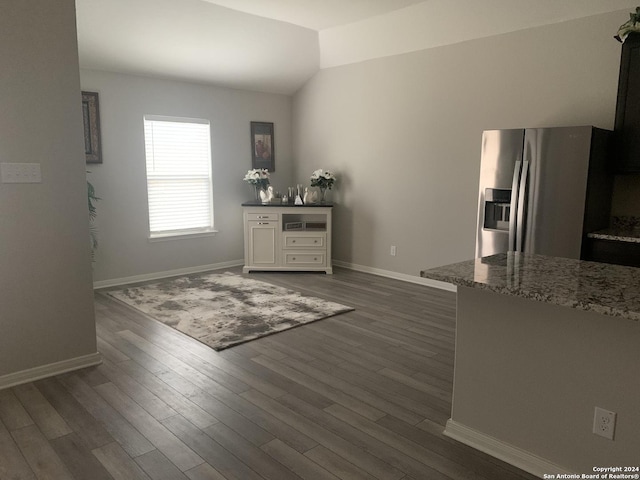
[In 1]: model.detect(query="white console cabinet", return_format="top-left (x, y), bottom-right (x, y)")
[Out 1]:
top-left (242, 203), bottom-right (333, 274)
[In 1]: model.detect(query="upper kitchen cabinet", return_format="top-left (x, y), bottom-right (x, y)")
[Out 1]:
top-left (614, 33), bottom-right (640, 173)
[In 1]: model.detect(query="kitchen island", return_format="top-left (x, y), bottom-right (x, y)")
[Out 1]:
top-left (420, 253), bottom-right (639, 477)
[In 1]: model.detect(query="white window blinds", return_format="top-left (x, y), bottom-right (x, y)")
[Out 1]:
top-left (143, 116), bottom-right (213, 237)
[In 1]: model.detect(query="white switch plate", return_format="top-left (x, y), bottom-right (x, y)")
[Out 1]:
top-left (1, 163), bottom-right (42, 183)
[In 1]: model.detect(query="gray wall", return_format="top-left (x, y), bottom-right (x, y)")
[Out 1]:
top-left (80, 70), bottom-right (293, 284)
top-left (293, 11), bottom-right (626, 275)
top-left (0, 0), bottom-right (97, 377)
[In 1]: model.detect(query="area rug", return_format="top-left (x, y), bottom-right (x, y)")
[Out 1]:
top-left (106, 272), bottom-right (354, 351)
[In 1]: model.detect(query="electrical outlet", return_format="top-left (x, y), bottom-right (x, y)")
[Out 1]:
top-left (390, 245), bottom-right (397, 256)
top-left (593, 407), bottom-right (616, 440)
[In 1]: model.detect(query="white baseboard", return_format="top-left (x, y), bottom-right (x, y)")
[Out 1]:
top-left (443, 419), bottom-right (572, 478)
top-left (332, 260), bottom-right (457, 292)
top-left (0, 352), bottom-right (102, 390)
top-left (94, 259), bottom-right (456, 291)
top-left (93, 259), bottom-right (245, 289)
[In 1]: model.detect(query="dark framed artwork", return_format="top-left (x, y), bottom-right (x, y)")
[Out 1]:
top-left (82, 91), bottom-right (103, 164)
top-left (250, 121), bottom-right (274, 171)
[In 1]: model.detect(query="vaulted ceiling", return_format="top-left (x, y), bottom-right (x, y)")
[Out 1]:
top-left (198, 0), bottom-right (427, 30)
top-left (75, 0), bottom-right (638, 95)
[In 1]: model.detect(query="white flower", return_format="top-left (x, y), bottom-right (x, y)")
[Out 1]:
top-left (244, 168), bottom-right (270, 185)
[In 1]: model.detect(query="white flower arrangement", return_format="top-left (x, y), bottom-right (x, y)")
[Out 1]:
top-left (310, 169), bottom-right (336, 190)
top-left (243, 168), bottom-right (270, 189)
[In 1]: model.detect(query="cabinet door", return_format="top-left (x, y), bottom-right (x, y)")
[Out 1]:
top-left (615, 34), bottom-right (640, 173)
top-left (248, 221), bottom-right (278, 267)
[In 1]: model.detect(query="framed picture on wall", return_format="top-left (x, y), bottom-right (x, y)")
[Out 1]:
top-left (82, 91), bottom-right (103, 164)
top-left (250, 121), bottom-right (275, 171)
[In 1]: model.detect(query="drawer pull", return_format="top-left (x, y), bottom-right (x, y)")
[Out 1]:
top-left (314, 240), bottom-right (318, 243)
top-left (257, 215), bottom-right (268, 219)
top-left (292, 240), bottom-right (296, 243)
top-left (258, 222), bottom-right (269, 225)
top-left (292, 257), bottom-right (296, 261)
top-left (314, 257), bottom-right (318, 261)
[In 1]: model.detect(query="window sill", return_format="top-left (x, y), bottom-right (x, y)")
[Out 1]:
top-left (148, 229), bottom-right (218, 242)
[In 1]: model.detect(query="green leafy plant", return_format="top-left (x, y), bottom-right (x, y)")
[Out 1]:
top-left (87, 174), bottom-right (100, 260)
top-left (615, 6), bottom-right (640, 43)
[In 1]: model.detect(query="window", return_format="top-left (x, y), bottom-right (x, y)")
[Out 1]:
top-left (143, 116), bottom-right (214, 238)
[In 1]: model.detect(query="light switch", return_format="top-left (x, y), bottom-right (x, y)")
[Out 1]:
top-left (1, 163), bottom-right (42, 183)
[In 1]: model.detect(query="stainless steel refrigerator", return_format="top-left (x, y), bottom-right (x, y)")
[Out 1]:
top-left (475, 126), bottom-right (613, 259)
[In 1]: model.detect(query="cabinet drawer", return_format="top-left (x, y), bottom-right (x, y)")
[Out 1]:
top-left (282, 251), bottom-right (326, 267)
top-left (283, 233), bottom-right (325, 249)
top-left (247, 213), bottom-right (279, 221)
top-left (584, 238), bottom-right (640, 267)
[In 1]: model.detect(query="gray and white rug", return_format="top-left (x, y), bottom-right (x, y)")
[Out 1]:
top-left (106, 272), bottom-right (354, 351)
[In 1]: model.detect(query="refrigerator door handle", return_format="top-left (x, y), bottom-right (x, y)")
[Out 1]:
top-left (516, 160), bottom-right (530, 251)
top-left (508, 160), bottom-right (522, 251)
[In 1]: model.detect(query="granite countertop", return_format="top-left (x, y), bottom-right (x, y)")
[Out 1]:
top-left (587, 216), bottom-right (640, 244)
top-left (242, 201), bottom-right (334, 207)
top-left (420, 252), bottom-right (640, 321)
top-left (587, 227), bottom-right (640, 244)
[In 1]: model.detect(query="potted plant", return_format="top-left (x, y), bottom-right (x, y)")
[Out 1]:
top-left (87, 175), bottom-right (100, 260)
top-left (615, 6), bottom-right (640, 43)
top-left (243, 168), bottom-right (271, 201)
top-left (310, 169), bottom-right (336, 203)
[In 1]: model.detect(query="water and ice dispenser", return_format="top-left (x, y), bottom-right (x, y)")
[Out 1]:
top-left (483, 188), bottom-right (511, 231)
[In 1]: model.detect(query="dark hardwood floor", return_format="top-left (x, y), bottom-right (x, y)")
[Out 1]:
top-left (0, 267), bottom-right (538, 480)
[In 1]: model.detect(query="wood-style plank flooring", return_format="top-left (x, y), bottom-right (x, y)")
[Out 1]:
top-left (0, 267), bottom-right (538, 480)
